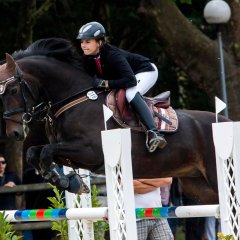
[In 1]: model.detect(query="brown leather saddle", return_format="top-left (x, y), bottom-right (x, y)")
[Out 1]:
top-left (106, 89), bottom-right (178, 132)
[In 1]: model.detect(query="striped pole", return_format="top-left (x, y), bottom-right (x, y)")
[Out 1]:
top-left (0, 205), bottom-right (220, 222)
top-left (136, 205), bottom-right (220, 219)
top-left (1, 207), bottom-right (108, 222)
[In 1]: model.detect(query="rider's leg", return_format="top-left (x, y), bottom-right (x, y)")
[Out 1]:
top-left (126, 63), bottom-right (167, 152)
top-left (130, 92), bottom-right (167, 152)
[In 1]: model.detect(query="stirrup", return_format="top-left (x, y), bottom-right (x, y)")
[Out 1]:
top-left (146, 130), bottom-right (167, 153)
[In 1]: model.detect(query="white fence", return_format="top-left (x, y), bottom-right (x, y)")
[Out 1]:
top-left (2, 122), bottom-right (240, 239)
top-left (213, 122), bottom-right (240, 239)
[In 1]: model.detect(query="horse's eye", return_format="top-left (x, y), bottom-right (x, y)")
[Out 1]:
top-left (10, 87), bottom-right (18, 95)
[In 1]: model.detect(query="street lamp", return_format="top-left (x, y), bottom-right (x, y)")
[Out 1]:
top-left (204, 0), bottom-right (231, 117)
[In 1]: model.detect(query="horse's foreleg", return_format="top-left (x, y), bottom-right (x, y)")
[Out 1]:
top-left (26, 145), bottom-right (67, 187)
top-left (39, 143), bottom-right (90, 194)
top-left (26, 145), bottom-right (44, 173)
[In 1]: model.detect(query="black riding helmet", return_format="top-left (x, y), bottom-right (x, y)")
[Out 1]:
top-left (76, 21), bottom-right (106, 40)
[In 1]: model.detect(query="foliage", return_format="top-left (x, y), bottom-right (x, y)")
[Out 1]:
top-left (91, 185), bottom-right (109, 240)
top-left (217, 232), bottom-right (235, 240)
top-left (48, 183), bottom-right (109, 240)
top-left (0, 212), bottom-right (22, 240)
top-left (0, 0), bottom-right (215, 115)
top-left (180, 0), bottom-right (191, 3)
top-left (174, 0), bottom-right (192, 4)
top-left (47, 183), bottom-right (68, 240)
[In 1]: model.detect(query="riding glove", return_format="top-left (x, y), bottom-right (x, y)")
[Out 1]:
top-left (92, 78), bottom-right (109, 89)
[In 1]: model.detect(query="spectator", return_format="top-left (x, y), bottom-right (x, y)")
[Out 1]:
top-left (168, 178), bottom-right (184, 237)
top-left (161, 185), bottom-right (171, 207)
top-left (0, 153), bottom-right (21, 210)
top-left (205, 216), bottom-right (220, 240)
top-left (182, 193), bottom-right (206, 240)
top-left (134, 178), bottom-right (174, 240)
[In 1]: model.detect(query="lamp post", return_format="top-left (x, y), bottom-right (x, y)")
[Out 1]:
top-left (204, 0), bottom-right (231, 117)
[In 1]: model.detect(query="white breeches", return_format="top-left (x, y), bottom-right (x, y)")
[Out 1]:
top-left (126, 63), bottom-right (158, 102)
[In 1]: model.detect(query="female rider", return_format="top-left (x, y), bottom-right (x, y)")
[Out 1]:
top-left (77, 21), bottom-right (167, 153)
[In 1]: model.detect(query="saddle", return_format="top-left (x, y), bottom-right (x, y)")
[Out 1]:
top-left (106, 89), bottom-right (178, 132)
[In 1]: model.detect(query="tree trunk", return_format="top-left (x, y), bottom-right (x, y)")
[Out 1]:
top-left (139, 0), bottom-right (240, 120)
top-left (16, 0), bottom-right (36, 49)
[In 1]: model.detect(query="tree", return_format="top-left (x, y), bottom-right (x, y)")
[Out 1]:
top-left (16, 0), bottom-right (56, 48)
top-left (139, 0), bottom-right (240, 120)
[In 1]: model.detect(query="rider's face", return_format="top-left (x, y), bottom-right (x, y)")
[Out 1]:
top-left (81, 39), bottom-right (100, 55)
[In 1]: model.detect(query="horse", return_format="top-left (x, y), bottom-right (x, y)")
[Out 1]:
top-left (0, 38), bottom-right (229, 204)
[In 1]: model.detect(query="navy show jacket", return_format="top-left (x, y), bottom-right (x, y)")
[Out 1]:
top-left (82, 43), bottom-right (154, 89)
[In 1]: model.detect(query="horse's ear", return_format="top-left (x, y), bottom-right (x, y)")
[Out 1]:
top-left (5, 53), bottom-right (16, 71)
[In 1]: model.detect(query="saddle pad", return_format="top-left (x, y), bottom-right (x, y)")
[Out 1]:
top-left (106, 91), bottom-right (179, 133)
top-left (153, 106), bottom-right (178, 132)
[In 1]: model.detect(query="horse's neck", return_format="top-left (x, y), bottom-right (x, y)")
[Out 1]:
top-left (24, 58), bottom-right (92, 102)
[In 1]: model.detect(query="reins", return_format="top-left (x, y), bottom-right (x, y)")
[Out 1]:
top-left (53, 93), bottom-right (92, 118)
top-left (31, 88), bottom-right (107, 120)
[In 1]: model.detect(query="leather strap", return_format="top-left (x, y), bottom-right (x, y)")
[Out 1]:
top-left (54, 95), bottom-right (89, 118)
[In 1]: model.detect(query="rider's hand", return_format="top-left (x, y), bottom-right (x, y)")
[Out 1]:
top-left (92, 78), bottom-right (109, 89)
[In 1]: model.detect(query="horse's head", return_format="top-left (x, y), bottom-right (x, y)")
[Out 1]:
top-left (0, 54), bottom-right (39, 140)
top-left (0, 38), bottom-right (95, 141)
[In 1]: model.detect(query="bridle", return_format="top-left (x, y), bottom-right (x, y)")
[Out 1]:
top-left (1, 61), bottom-right (108, 127)
top-left (1, 63), bottom-right (42, 125)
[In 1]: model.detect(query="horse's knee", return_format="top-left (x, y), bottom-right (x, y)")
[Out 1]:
top-left (26, 147), bottom-right (37, 164)
top-left (26, 146), bottom-right (41, 166)
top-left (39, 145), bottom-right (56, 169)
top-left (40, 145), bottom-right (54, 159)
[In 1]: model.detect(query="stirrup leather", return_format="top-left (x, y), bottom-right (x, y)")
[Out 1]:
top-left (146, 130), bottom-right (167, 153)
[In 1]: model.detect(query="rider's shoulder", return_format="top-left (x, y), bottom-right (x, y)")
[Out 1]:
top-left (102, 44), bottom-right (126, 60)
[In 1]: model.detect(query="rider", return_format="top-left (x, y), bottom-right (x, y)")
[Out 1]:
top-left (76, 21), bottom-right (167, 153)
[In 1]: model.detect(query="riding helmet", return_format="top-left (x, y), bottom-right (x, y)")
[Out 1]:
top-left (76, 21), bottom-right (106, 40)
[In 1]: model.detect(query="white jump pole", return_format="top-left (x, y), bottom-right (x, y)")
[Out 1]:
top-left (63, 166), bottom-right (94, 240)
top-left (101, 128), bottom-right (138, 240)
top-left (1, 204), bottom-right (220, 222)
top-left (213, 122), bottom-right (240, 239)
top-left (0, 207), bottom-right (108, 222)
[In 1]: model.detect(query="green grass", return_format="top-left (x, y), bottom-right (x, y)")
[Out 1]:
top-left (175, 226), bottom-right (185, 240)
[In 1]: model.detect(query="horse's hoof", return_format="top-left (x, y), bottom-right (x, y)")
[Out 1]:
top-left (58, 176), bottom-right (69, 189)
top-left (67, 172), bottom-right (90, 195)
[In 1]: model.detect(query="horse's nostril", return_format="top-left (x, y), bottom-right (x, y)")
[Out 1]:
top-left (14, 131), bottom-right (22, 141)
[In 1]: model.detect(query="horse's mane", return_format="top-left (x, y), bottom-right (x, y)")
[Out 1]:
top-left (12, 38), bottom-right (83, 69)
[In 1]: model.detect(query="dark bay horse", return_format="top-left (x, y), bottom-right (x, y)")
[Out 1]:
top-left (0, 38), bottom-right (229, 204)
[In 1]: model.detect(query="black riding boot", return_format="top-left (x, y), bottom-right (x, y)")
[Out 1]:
top-left (130, 92), bottom-right (167, 152)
